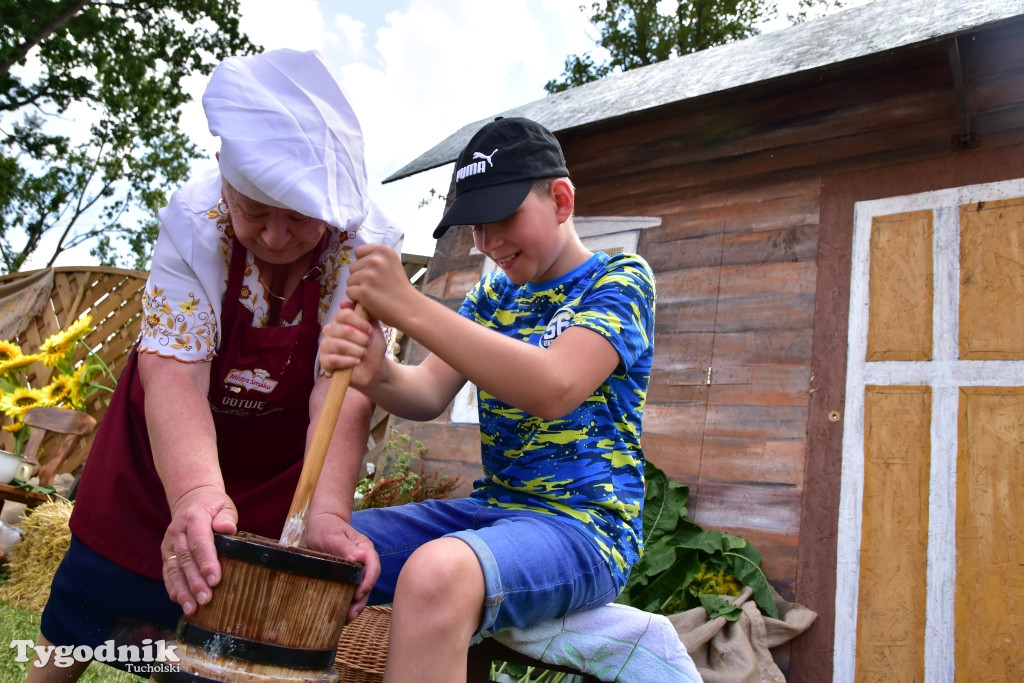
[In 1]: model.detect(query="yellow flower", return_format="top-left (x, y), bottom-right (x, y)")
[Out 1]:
top-left (0, 352), bottom-right (44, 376)
top-left (690, 566), bottom-right (742, 598)
top-left (42, 375), bottom-right (76, 406)
top-left (0, 340), bottom-right (22, 363)
top-left (68, 365), bottom-right (94, 409)
top-left (39, 314), bottom-right (94, 365)
top-left (0, 313), bottom-right (113, 456)
top-left (63, 313), bottom-right (93, 339)
top-left (0, 387), bottom-right (46, 419)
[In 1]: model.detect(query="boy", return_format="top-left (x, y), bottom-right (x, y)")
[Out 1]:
top-left (320, 116), bottom-right (656, 682)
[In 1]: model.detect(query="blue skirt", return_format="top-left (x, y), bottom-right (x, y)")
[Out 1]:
top-left (40, 535), bottom-right (182, 672)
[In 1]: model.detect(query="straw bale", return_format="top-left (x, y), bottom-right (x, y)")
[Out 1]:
top-left (0, 499), bottom-right (72, 612)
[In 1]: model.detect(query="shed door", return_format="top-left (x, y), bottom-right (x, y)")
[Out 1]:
top-left (834, 179), bottom-right (1024, 682)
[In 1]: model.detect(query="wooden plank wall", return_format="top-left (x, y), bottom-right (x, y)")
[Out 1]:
top-left (796, 20), bottom-right (1024, 681)
top-left (395, 19), bottom-right (1024, 678)
top-left (557, 36), bottom-right (966, 600)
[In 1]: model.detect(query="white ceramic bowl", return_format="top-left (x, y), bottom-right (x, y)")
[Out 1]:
top-left (0, 450), bottom-right (24, 484)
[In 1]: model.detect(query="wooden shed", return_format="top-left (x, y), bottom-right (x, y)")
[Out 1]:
top-left (383, 0), bottom-right (1024, 680)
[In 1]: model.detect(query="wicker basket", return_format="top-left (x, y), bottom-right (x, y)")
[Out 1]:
top-left (334, 605), bottom-right (392, 683)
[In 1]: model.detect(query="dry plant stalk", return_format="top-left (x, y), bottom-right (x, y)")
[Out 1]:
top-left (0, 499), bottom-right (72, 612)
top-left (358, 429), bottom-right (461, 510)
top-left (360, 463), bottom-right (461, 509)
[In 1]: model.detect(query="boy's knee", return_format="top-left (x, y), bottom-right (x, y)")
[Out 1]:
top-left (399, 538), bottom-right (483, 600)
top-left (394, 538), bottom-right (486, 637)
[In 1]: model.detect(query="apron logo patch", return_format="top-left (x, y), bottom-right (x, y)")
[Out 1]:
top-left (224, 368), bottom-right (279, 394)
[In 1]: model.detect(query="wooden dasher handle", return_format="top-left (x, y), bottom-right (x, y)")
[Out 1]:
top-left (280, 303), bottom-right (367, 547)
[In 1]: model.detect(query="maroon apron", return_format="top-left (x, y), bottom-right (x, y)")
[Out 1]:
top-left (71, 237), bottom-right (324, 580)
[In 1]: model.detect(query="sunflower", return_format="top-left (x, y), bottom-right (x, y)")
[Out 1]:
top-left (39, 314), bottom-right (93, 365)
top-left (41, 375), bottom-right (76, 406)
top-left (69, 362), bottom-right (103, 409)
top-left (0, 340), bottom-right (22, 363)
top-left (0, 387), bottom-right (47, 419)
top-left (0, 352), bottom-right (44, 378)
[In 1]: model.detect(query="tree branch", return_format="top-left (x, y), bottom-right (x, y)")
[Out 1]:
top-left (0, 0), bottom-right (92, 76)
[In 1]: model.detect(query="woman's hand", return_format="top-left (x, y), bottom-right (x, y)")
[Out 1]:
top-left (160, 485), bottom-right (238, 615)
top-left (305, 511), bottom-right (382, 622)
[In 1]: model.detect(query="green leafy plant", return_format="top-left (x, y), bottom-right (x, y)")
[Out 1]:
top-left (356, 430), bottom-right (460, 509)
top-left (491, 660), bottom-right (583, 683)
top-left (7, 478), bottom-right (57, 496)
top-left (615, 462), bottom-right (777, 620)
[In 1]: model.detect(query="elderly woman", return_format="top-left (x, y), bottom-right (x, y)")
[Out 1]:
top-left (28, 49), bottom-right (397, 681)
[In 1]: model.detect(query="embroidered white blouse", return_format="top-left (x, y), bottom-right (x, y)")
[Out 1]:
top-left (139, 165), bottom-right (404, 369)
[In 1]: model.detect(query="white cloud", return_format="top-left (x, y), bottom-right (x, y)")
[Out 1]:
top-left (333, 15), bottom-right (366, 59)
top-left (236, 0), bottom-right (331, 51)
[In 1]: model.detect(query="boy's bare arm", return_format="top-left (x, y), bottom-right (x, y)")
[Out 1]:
top-left (364, 353), bottom-right (468, 421)
top-left (342, 244), bottom-right (621, 419)
top-left (397, 296), bottom-right (620, 420)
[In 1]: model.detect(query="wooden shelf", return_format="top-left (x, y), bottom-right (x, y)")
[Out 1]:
top-left (0, 482), bottom-right (52, 509)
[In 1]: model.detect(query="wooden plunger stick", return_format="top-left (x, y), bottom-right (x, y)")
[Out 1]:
top-left (280, 303), bottom-right (367, 547)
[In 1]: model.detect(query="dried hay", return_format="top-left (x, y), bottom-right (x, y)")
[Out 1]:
top-left (0, 499), bottom-right (71, 612)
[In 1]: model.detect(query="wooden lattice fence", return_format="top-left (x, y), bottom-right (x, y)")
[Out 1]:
top-left (0, 266), bottom-right (148, 472)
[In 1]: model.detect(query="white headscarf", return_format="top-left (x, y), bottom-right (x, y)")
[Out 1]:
top-left (202, 49), bottom-right (368, 232)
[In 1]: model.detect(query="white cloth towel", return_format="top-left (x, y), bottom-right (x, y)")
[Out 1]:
top-left (494, 602), bottom-right (704, 682)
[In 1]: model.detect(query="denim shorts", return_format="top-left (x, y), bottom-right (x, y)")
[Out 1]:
top-left (350, 497), bottom-right (618, 637)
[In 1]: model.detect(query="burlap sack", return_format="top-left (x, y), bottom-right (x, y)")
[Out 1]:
top-left (670, 585), bottom-right (817, 683)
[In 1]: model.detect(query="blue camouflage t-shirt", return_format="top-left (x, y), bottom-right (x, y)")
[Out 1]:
top-left (458, 251), bottom-right (656, 587)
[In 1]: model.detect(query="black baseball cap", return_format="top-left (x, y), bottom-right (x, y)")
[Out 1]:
top-left (433, 117), bottom-right (569, 239)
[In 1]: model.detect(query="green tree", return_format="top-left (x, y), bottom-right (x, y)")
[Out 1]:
top-left (0, 0), bottom-right (259, 274)
top-left (546, 0), bottom-right (845, 94)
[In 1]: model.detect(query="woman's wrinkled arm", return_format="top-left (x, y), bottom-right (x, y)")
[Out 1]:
top-left (140, 352), bottom-right (238, 616)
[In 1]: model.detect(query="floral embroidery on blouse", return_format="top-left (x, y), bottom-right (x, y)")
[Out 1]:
top-left (215, 200), bottom-right (233, 286)
top-left (316, 234), bottom-right (355, 323)
top-left (141, 286), bottom-right (217, 354)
